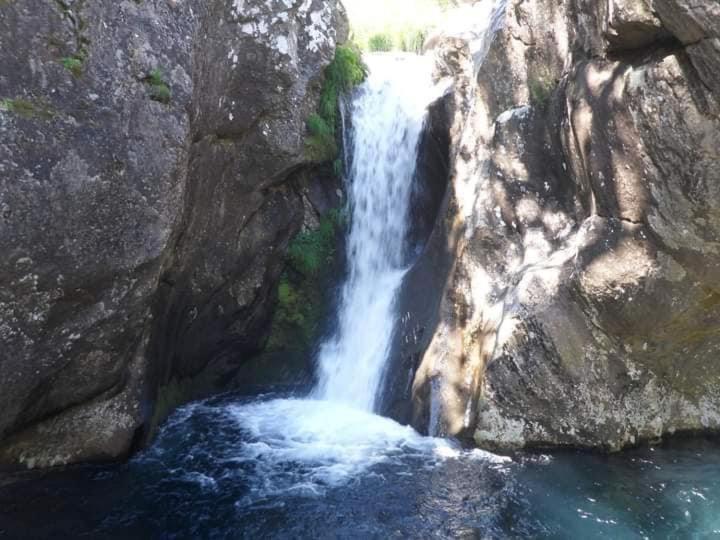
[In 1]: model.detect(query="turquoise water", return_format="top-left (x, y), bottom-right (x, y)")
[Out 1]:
top-left (1, 391), bottom-right (718, 539)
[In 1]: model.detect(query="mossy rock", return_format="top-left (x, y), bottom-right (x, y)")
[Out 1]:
top-left (304, 44), bottom-right (366, 162)
top-left (0, 98), bottom-right (55, 119)
top-left (266, 208), bottom-right (346, 354)
top-left (145, 68), bottom-right (172, 104)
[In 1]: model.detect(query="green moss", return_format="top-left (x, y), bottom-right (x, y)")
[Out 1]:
top-left (305, 113), bottom-right (337, 162)
top-left (267, 208), bottom-right (345, 351)
top-left (53, 0), bottom-right (90, 62)
top-left (333, 158), bottom-right (344, 177)
top-left (0, 98), bottom-right (54, 119)
top-left (61, 56), bottom-right (84, 77)
top-left (305, 44), bottom-right (367, 163)
top-left (267, 275), bottom-right (318, 351)
top-left (700, 288), bottom-right (720, 310)
top-left (145, 67), bottom-right (172, 104)
top-left (150, 83), bottom-right (172, 104)
top-left (528, 72), bottom-right (556, 107)
top-left (288, 209), bottom-right (341, 277)
top-left (148, 68), bottom-right (164, 87)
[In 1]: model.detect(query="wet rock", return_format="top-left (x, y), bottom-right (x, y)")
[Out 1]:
top-left (0, 0), bottom-right (347, 468)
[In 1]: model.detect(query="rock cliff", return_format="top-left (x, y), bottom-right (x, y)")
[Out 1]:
top-left (0, 0), bottom-right (347, 468)
top-left (389, 0), bottom-right (720, 451)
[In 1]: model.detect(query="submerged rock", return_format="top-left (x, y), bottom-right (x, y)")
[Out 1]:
top-left (0, 0), bottom-right (348, 468)
top-left (393, 0), bottom-right (720, 451)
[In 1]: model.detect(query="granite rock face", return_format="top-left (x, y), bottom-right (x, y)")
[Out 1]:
top-left (389, 0), bottom-right (720, 451)
top-left (0, 0), bottom-right (347, 468)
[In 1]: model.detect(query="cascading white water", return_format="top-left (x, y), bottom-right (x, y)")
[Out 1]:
top-left (313, 54), bottom-right (443, 411)
top-left (213, 53), bottom-right (506, 499)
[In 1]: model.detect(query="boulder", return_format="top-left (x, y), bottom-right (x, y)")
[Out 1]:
top-left (392, 0), bottom-right (720, 451)
top-left (0, 0), bottom-right (347, 468)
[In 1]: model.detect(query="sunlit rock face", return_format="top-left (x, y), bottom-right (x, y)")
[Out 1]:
top-left (0, 0), bottom-right (347, 469)
top-left (393, 0), bottom-right (720, 451)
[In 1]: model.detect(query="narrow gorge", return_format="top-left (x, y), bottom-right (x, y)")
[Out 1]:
top-left (1, 0), bottom-right (719, 537)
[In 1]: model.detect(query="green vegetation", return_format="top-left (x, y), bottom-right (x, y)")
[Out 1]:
top-left (146, 67), bottom-right (172, 104)
top-left (343, 0), bottom-right (453, 52)
top-left (267, 208), bottom-right (345, 352)
top-left (53, 0), bottom-right (90, 65)
top-left (61, 55), bottom-right (84, 77)
top-left (305, 44), bottom-right (367, 163)
top-left (367, 29), bottom-right (428, 53)
top-left (319, 45), bottom-right (367, 127)
top-left (528, 75), bottom-right (555, 108)
top-left (526, 64), bottom-right (557, 107)
top-left (399, 28), bottom-right (428, 54)
top-left (287, 208), bottom-right (343, 276)
top-left (0, 98), bottom-right (54, 119)
top-left (368, 33), bottom-right (393, 52)
top-left (305, 113), bottom-right (337, 162)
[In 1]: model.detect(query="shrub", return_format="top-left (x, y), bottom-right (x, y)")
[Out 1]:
top-left (368, 33), bottom-right (394, 52)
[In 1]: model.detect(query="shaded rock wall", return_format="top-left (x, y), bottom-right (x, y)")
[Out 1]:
top-left (396, 0), bottom-right (720, 451)
top-left (0, 0), bottom-right (347, 468)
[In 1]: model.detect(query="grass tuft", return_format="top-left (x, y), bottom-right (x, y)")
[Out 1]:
top-left (146, 67), bottom-right (172, 104)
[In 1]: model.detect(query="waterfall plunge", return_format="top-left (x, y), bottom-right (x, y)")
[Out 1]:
top-left (219, 55), bottom-right (473, 498)
top-left (313, 54), bottom-right (444, 411)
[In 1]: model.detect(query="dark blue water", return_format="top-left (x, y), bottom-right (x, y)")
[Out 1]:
top-left (1, 392), bottom-right (718, 539)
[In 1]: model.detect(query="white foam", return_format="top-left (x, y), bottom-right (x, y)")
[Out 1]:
top-left (227, 397), bottom-right (504, 496)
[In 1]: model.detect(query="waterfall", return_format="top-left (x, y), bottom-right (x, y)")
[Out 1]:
top-left (313, 54), bottom-right (442, 411)
top-left (215, 54), bottom-right (463, 498)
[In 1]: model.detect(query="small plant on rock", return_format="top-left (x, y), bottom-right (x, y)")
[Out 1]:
top-left (61, 56), bottom-right (84, 77)
top-left (146, 67), bottom-right (172, 104)
top-left (0, 98), bottom-right (54, 119)
top-left (305, 44), bottom-right (367, 163)
top-left (305, 113), bottom-right (338, 162)
top-left (267, 208), bottom-right (346, 351)
top-left (528, 67), bottom-right (556, 108)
